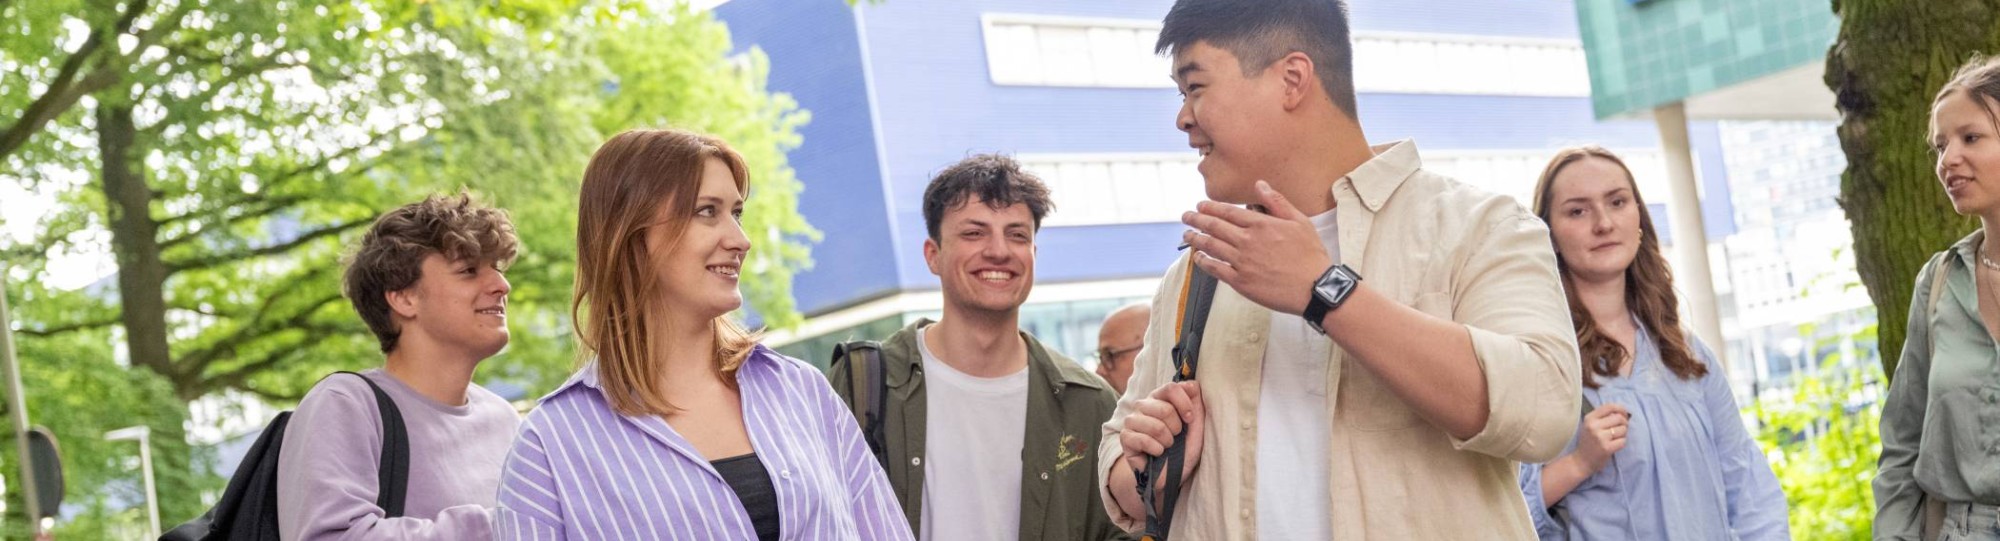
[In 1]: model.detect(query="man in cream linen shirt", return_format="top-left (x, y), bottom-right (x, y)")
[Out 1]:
top-left (1097, 0), bottom-right (1582, 539)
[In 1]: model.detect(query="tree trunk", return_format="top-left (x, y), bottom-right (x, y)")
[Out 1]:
top-left (1829, 0), bottom-right (2000, 378)
top-left (96, 103), bottom-right (207, 524)
top-left (96, 104), bottom-right (176, 384)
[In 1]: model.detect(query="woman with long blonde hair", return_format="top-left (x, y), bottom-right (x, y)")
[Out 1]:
top-left (493, 128), bottom-right (911, 539)
top-left (1517, 146), bottom-right (1787, 540)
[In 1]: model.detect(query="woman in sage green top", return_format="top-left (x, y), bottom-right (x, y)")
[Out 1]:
top-left (1876, 54), bottom-right (2000, 541)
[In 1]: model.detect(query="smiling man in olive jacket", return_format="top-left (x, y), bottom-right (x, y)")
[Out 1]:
top-left (829, 154), bottom-right (1127, 541)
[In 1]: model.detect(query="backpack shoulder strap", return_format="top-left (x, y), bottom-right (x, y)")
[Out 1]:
top-left (1170, 264), bottom-right (1222, 381)
top-left (1912, 250), bottom-right (1944, 541)
top-left (1139, 259), bottom-right (1221, 541)
top-left (830, 342), bottom-right (890, 469)
top-left (335, 371), bottom-right (411, 518)
top-left (1930, 250), bottom-right (1954, 318)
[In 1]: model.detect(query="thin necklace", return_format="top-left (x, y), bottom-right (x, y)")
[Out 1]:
top-left (1982, 236), bottom-right (2000, 270)
top-left (1983, 250), bottom-right (2000, 271)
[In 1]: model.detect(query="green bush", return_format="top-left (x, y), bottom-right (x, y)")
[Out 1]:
top-left (1752, 354), bottom-right (1881, 539)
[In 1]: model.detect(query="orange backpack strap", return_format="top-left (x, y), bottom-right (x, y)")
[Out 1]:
top-left (1138, 258), bottom-right (1220, 540)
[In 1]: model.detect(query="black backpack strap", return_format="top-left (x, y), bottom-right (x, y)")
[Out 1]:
top-left (336, 371), bottom-right (411, 518)
top-left (1137, 261), bottom-right (1221, 541)
top-left (831, 341), bottom-right (891, 470)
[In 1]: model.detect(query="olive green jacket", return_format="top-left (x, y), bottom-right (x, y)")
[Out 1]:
top-left (829, 318), bottom-right (1128, 541)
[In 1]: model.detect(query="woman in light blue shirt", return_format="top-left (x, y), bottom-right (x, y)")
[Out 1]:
top-left (1520, 145), bottom-right (1789, 540)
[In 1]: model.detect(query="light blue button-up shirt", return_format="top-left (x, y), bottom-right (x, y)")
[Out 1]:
top-left (1519, 321), bottom-right (1790, 540)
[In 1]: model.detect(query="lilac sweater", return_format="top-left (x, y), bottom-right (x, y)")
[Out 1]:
top-left (276, 369), bottom-right (521, 540)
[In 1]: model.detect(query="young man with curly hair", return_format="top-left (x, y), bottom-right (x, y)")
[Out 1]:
top-left (277, 193), bottom-right (524, 540)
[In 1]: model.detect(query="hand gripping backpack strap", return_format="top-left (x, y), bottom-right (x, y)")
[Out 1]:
top-left (1137, 261), bottom-right (1221, 541)
top-left (336, 371), bottom-right (412, 517)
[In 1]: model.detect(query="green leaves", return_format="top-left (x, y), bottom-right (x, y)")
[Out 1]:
top-left (0, 320), bottom-right (208, 538)
top-left (1752, 323), bottom-right (1883, 540)
top-left (3, 0), bottom-right (819, 530)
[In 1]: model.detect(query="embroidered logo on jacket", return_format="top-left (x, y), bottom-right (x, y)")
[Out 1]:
top-left (1055, 434), bottom-right (1089, 472)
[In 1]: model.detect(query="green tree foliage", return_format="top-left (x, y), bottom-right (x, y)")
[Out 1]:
top-left (1827, 0), bottom-right (2000, 377)
top-left (1753, 327), bottom-right (1883, 540)
top-left (0, 314), bottom-right (199, 538)
top-left (1, 0), bottom-right (817, 531)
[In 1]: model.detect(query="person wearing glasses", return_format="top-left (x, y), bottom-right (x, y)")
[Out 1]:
top-left (827, 154), bottom-right (1128, 540)
top-left (1095, 302), bottom-right (1151, 396)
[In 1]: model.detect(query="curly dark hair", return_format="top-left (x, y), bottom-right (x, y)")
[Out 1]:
top-left (921, 154), bottom-right (1055, 242)
top-left (343, 192), bottom-right (519, 353)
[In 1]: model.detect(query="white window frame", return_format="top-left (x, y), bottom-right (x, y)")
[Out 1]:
top-left (1015, 152), bottom-right (1205, 227)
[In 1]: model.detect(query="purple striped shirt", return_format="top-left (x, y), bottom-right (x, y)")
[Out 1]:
top-left (494, 346), bottom-right (913, 540)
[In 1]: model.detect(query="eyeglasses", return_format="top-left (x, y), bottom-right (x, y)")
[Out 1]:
top-left (1093, 344), bottom-right (1143, 368)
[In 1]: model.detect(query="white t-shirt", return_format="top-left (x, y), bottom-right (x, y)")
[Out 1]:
top-left (1256, 208), bottom-right (1339, 539)
top-left (917, 326), bottom-right (1029, 541)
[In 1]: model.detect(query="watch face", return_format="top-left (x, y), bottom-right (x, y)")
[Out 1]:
top-left (1315, 280), bottom-right (1343, 302)
top-left (1315, 268), bottom-right (1352, 301)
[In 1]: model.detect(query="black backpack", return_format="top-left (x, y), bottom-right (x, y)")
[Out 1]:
top-left (161, 371), bottom-right (411, 541)
top-left (830, 341), bottom-right (891, 470)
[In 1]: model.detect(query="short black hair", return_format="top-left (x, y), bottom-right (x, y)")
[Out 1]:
top-left (1156, 0), bottom-right (1358, 117)
top-left (921, 154), bottom-right (1055, 242)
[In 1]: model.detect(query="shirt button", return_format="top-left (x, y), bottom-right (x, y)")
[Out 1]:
top-left (1247, 332), bottom-right (1261, 342)
top-left (911, 457), bottom-right (923, 466)
top-left (1241, 420), bottom-right (1252, 430)
top-left (1040, 471), bottom-right (1050, 481)
top-left (1241, 509), bottom-right (1251, 519)
top-left (781, 470), bottom-right (793, 480)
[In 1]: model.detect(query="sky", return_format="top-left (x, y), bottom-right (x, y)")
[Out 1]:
top-left (3, 176), bottom-right (113, 291)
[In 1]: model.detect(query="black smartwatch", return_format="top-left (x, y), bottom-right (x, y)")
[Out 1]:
top-left (1302, 264), bottom-right (1361, 336)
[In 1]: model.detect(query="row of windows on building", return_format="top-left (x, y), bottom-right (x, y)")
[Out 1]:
top-left (980, 13), bottom-right (1592, 97)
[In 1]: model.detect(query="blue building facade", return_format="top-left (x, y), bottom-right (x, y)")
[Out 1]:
top-left (714, 0), bottom-right (1739, 368)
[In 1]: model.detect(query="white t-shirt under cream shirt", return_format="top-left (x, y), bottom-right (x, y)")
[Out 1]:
top-left (1256, 208), bottom-right (1339, 539)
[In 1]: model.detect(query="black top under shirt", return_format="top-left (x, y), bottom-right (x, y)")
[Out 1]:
top-left (711, 452), bottom-right (781, 541)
